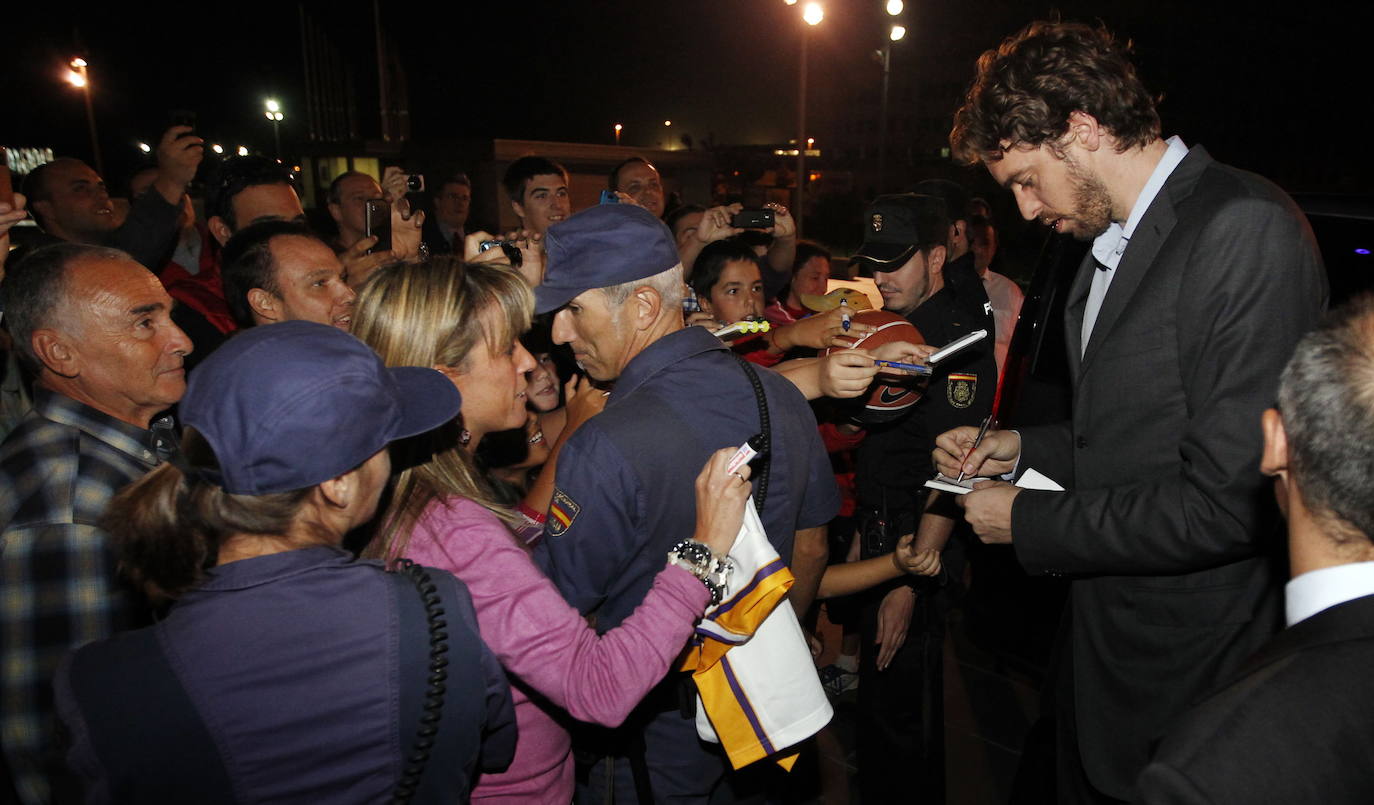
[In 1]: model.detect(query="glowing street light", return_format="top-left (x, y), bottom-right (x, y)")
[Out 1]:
top-left (614, 122), bottom-right (623, 145)
top-left (237, 146), bottom-right (249, 157)
top-left (211, 144), bottom-right (224, 154)
top-left (137, 142), bottom-right (151, 153)
top-left (263, 98), bottom-right (284, 159)
top-left (878, 6), bottom-right (908, 193)
top-left (64, 57), bottom-right (102, 176)
top-left (788, 2), bottom-right (824, 236)
top-left (663, 120), bottom-right (672, 127)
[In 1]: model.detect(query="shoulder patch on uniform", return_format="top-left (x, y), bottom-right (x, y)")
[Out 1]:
top-left (548, 489), bottom-right (581, 537)
top-left (947, 373), bottom-right (977, 409)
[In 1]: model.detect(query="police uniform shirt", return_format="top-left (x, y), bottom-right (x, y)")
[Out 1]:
top-left (533, 326), bottom-right (840, 631)
top-left (854, 252), bottom-right (997, 513)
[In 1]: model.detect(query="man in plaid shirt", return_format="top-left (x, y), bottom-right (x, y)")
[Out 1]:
top-left (0, 243), bottom-right (192, 804)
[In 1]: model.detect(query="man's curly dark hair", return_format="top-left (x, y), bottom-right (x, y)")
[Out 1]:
top-left (950, 21), bottom-right (1161, 165)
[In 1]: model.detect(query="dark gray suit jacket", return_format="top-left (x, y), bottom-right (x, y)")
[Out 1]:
top-left (1009, 145), bottom-right (1327, 799)
top-left (1136, 592), bottom-right (1374, 804)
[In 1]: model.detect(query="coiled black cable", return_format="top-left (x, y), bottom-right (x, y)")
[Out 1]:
top-left (734, 356), bottom-right (772, 509)
top-left (391, 558), bottom-right (449, 804)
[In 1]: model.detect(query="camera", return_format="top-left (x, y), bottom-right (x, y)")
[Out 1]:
top-left (478, 240), bottom-right (523, 268)
top-left (406, 174), bottom-right (425, 193)
top-left (731, 209), bottom-right (775, 230)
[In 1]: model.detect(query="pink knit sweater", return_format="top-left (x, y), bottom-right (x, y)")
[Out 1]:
top-left (402, 497), bottom-right (709, 804)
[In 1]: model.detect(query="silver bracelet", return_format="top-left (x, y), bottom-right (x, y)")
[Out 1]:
top-left (668, 539), bottom-right (735, 605)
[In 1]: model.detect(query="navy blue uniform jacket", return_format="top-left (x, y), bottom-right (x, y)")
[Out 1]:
top-left (535, 325), bottom-right (840, 631)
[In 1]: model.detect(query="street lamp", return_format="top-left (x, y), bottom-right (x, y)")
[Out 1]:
top-left (211, 144), bottom-right (224, 154)
top-left (614, 123), bottom-right (623, 145)
top-left (237, 146), bottom-right (249, 157)
top-left (878, 2), bottom-right (906, 193)
top-left (264, 98), bottom-right (284, 160)
top-left (137, 142), bottom-right (151, 154)
top-left (791, 2), bottom-right (823, 236)
top-left (65, 57), bottom-right (103, 177)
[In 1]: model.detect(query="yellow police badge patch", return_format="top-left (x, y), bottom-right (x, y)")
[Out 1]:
top-left (947, 373), bottom-right (977, 409)
top-left (548, 489), bottom-right (581, 537)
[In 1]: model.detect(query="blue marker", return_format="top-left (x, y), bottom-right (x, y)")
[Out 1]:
top-left (840, 297), bottom-right (851, 332)
top-left (873, 359), bottom-right (932, 376)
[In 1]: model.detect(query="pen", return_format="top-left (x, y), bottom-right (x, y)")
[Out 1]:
top-left (726, 434), bottom-right (766, 475)
top-left (956, 414), bottom-right (994, 484)
top-left (873, 359), bottom-right (932, 375)
top-left (840, 297), bottom-right (851, 332)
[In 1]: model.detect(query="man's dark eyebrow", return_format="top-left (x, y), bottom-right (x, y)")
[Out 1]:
top-left (129, 302), bottom-right (167, 316)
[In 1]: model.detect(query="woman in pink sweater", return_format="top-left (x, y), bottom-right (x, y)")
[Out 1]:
top-left (351, 258), bottom-right (749, 803)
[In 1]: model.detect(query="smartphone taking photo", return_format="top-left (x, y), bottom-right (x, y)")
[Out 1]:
top-left (365, 199), bottom-right (391, 254)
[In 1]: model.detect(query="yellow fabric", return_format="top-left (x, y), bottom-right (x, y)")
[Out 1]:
top-left (679, 561), bottom-right (796, 769)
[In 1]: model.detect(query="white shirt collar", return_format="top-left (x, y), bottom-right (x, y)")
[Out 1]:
top-left (1285, 561), bottom-right (1374, 626)
top-left (1090, 136), bottom-right (1189, 270)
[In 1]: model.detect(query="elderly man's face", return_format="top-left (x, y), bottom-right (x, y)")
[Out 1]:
top-left (60, 256), bottom-right (193, 426)
top-left (617, 162), bottom-right (665, 218)
top-left (551, 288), bottom-right (635, 382)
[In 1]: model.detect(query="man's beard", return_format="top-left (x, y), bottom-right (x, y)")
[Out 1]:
top-left (1065, 153), bottom-right (1113, 241)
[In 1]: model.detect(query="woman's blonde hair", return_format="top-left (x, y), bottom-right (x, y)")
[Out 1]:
top-left (351, 257), bottom-right (533, 558)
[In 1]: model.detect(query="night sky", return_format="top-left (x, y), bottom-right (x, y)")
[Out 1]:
top-left (7, 1), bottom-right (1372, 193)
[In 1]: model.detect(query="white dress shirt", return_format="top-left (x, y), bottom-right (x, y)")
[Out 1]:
top-left (1285, 561), bottom-right (1374, 626)
top-left (1081, 136), bottom-right (1190, 354)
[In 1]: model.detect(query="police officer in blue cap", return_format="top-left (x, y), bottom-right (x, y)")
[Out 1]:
top-left (531, 204), bottom-right (840, 803)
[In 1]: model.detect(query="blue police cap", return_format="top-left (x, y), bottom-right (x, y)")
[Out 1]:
top-left (181, 320), bottom-right (461, 495)
top-left (534, 204), bottom-right (681, 314)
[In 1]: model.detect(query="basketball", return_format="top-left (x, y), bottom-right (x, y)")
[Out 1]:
top-left (824, 309), bottom-right (926, 423)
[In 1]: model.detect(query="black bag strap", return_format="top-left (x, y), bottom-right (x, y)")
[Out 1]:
top-left (389, 559), bottom-right (452, 805)
top-left (734, 355), bottom-right (772, 509)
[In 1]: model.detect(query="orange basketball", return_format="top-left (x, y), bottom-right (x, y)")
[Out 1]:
top-left (824, 309), bottom-right (926, 423)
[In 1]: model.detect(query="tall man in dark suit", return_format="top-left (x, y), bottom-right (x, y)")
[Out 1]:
top-left (932, 21), bottom-right (1327, 802)
top-left (1137, 295), bottom-right (1374, 804)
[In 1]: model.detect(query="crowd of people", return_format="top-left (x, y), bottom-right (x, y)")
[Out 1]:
top-left (0, 17), bottom-right (1363, 805)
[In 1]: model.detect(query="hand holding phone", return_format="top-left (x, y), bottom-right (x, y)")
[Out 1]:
top-left (365, 199), bottom-right (392, 254)
top-left (731, 209), bottom-right (775, 230)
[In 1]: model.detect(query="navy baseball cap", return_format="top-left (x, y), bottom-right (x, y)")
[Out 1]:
top-left (180, 320), bottom-right (461, 495)
top-left (850, 193), bottom-right (949, 274)
top-left (534, 204), bottom-right (681, 314)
